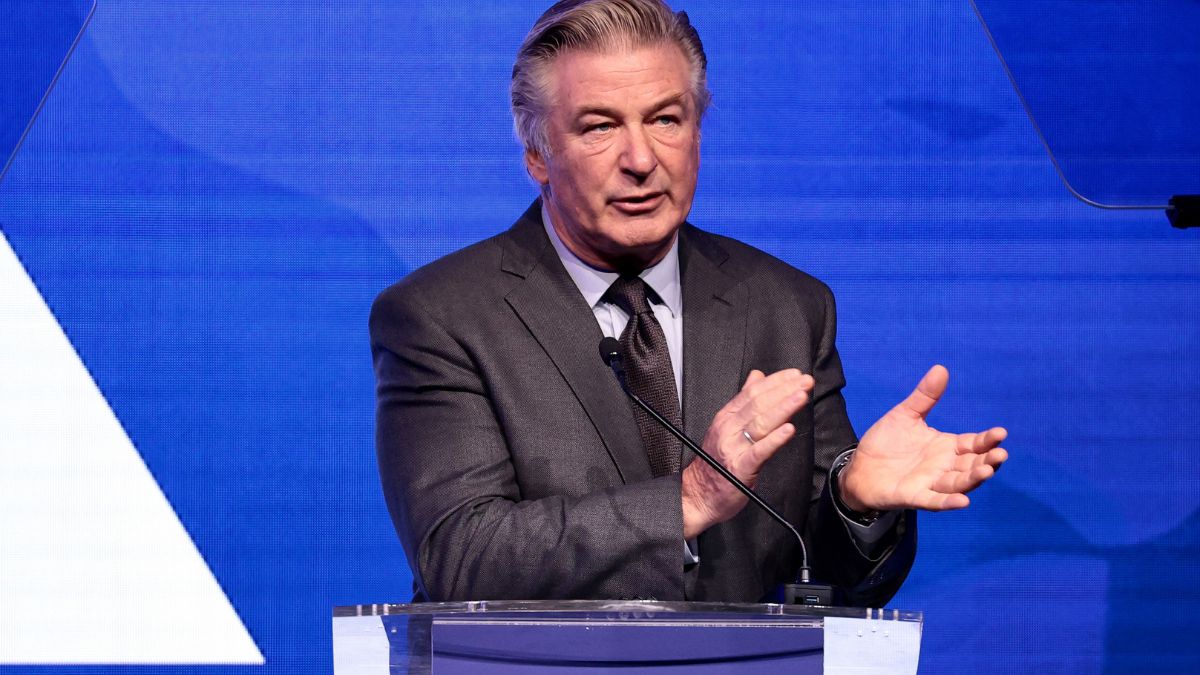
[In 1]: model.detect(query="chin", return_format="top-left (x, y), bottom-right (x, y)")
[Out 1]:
top-left (603, 225), bottom-right (678, 266)
top-left (616, 213), bottom-right (680, 241)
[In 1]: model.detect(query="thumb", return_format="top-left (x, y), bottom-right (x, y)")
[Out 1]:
top-left (742, 369), bottom-right (766, 389)
top-left (897, 364), bottom-right (949, 418)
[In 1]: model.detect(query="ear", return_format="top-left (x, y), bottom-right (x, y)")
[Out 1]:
top-left (524, 147), bottom-right (549, 185)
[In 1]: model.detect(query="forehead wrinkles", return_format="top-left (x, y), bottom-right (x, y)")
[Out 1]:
top-left (544, 45), bottom-right (692, 117)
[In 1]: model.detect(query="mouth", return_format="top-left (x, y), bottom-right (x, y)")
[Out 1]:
top-left (610, 192), bottom-right (665, 214)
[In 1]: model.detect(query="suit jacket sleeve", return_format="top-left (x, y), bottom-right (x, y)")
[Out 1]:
top-left (802, 281), bottom-right (917, 606)
top-left (371, 282), bottom-right (686, 602)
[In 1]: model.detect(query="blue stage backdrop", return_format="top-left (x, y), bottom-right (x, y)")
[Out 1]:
top-left (0, 1), bottom-right (1197, 673)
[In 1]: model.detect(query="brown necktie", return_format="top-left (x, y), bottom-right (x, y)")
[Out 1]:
top-left (604, 275), bottom-right (682, 477)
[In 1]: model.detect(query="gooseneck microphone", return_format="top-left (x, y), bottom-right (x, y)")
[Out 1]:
top-left (598, 337), bottom-right (834, 604)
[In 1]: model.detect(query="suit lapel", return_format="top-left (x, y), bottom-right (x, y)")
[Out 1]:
top-left (680, 226), bottom-right (748, 445)
top-left (678, 225), bottom-right (747, 599)
top-left (500, 202), bottom-right (652, 484)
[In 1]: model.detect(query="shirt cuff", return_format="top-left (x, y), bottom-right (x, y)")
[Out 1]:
top-left (837, 504), bottom-right (900, 545)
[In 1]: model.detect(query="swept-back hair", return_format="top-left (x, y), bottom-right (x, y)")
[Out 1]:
top-left (511, 0), bottom-right (710, 157)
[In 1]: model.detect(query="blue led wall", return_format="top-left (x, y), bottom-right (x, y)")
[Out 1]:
top-left (1, 1), bottom-right (1197, 672)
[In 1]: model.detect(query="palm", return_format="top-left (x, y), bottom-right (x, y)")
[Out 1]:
top-left (842, 365), bottom-right (1008, 512)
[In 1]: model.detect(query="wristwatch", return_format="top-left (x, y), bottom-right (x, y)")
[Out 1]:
top-left (831, 449), bottom-right (883, 527)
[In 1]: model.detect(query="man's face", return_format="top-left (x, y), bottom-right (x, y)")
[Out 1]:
top-left (526, 43), bottom-right (701, 271)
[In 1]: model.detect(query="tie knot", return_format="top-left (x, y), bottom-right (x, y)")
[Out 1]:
top-left (604, 275), bottom-right (654, 316)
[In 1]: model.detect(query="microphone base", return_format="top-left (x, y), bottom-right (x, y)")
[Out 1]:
top-left (776, 582), bottom-right (837, 607)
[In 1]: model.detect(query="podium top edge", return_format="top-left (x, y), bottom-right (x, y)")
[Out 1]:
top-left (331, 600), bottom-right (921, 622)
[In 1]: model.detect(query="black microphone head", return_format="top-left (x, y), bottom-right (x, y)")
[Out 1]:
top-left (598, 337), bottom-right (622, 365)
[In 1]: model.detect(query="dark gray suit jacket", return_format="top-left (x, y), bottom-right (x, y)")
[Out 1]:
top-left (371, 201), bottom-right (915, 606)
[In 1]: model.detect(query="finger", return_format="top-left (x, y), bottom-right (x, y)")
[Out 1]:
top-left (897, 364), bottom-right (949, 419)
top-left (956, 432), bottom-right (977, 455)
top-left (738, 374), bottom-right (814, 439)
top-left (958, 444), bottom-right (1007, 468)
top-left (965, 463), bottom-right (998, 492)
top-left (725, 369), bottom-right (799, 415)
top-left (908, 488), bottom-right (970, 511)
top-left (956, 427), bottom-right (1007, 456)
top-left (726, 369), bottom-right (806, 420)
top-left (983, 447), bottom-right (1008, 468)
top-left (970, 427), bottom-right (1007, 454)
top-left (936, 464), bottom-right (995, 495)
top-left (742, 422), bottom-right (796, 472)
top-left (725, 370), bottom-right (768, 415)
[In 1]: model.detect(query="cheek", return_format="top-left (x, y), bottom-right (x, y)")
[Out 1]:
top-left (565, 168), bottom-right (611, 208)
top-left (663, 143), bottom-right (699, 176)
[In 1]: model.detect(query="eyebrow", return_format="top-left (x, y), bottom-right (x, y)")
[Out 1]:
top-left (573, 93), bottom-right (689, 121)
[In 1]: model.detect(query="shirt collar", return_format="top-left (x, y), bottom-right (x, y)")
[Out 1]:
top-left (541, 200), bottom-right (682, 317)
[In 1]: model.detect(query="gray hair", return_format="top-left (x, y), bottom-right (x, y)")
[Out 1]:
top-left (511, 0), bottom-right (711, 158)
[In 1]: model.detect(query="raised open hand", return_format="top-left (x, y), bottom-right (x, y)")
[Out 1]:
top-left (838, 365), bottom-right (1008, 513)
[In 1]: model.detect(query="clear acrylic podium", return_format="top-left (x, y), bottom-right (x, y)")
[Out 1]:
top-left (332, 600), bottom-right (921, 674)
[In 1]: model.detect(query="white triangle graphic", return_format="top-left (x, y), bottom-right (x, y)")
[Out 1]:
top-left (0, 230), bottom-right (264, 664)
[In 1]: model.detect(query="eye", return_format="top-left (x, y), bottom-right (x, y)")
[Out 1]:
top-left (584, 122), bottom-right (615, 135)
top-left (652, 115), bottom-right (679, 127)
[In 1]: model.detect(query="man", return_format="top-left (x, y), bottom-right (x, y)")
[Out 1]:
top-left (371, 0), bottom-right (1007, 606)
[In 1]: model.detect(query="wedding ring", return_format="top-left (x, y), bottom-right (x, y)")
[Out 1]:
top-left (742, 429), bottom-right (755, 444)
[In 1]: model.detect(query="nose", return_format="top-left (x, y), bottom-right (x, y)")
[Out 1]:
top-left (619, 126), bottom-right (658, 180)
